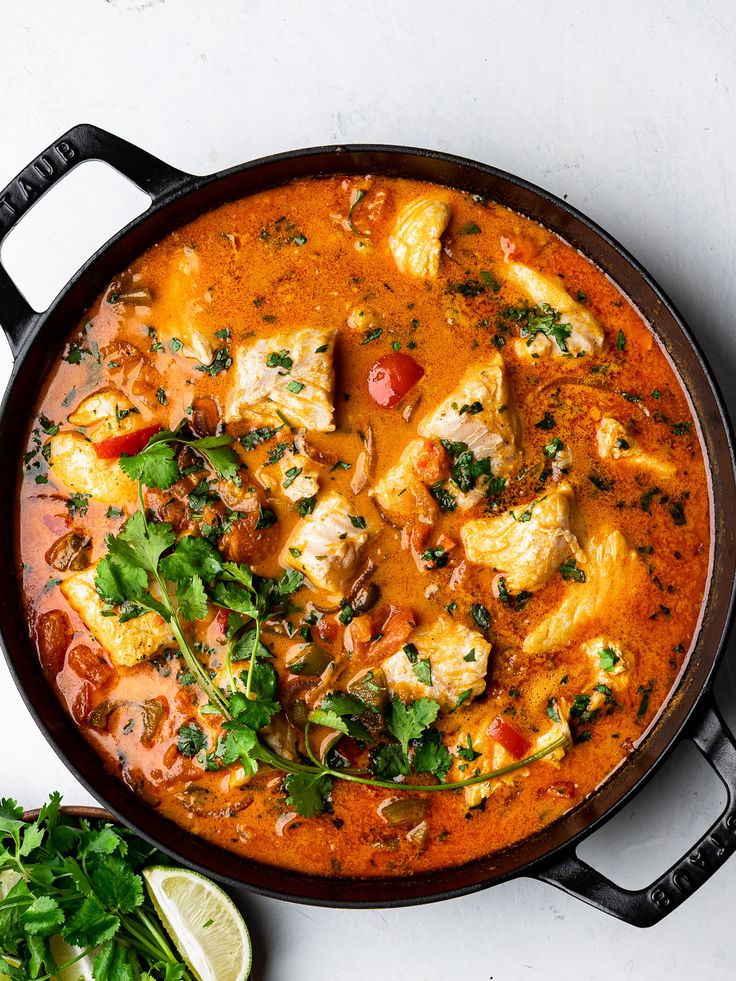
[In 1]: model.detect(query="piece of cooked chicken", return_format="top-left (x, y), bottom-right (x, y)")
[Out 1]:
top-left (417, 354), bottom-right (523, 506)
top-left (389, 196), bottom-right (451, 278)
top-left (461, 480), bottom-right (584, 593)
top-left (61, 563), bottom-right (174, 668)
top-left (523, 529), bottom-right (647, 655)
top-left (257, 445), bottom-right (320, 503)
top-left (280, 490), bottom-right (369, 603)
top-left (67, 388), bottom-right (140, 443)
top-left (156, 246), bottom-right (214, 364)
top-left (381, 615), bottom-right (490, 712)
top-left (580, 636), bottom-right (631, 711)
top-left (224, 327), bottom-right (336, 432)
top-left (371, 438), bottom-right (438, 527)
top-left (505, 261), bottom-right (605, 358)
top-left (47, 432), bottom-right (138, 505)
top-left (596, 416), bottom-right (676, 479)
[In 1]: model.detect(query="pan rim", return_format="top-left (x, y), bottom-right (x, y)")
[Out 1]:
top-left (2, 140), bottom-right (735, 907)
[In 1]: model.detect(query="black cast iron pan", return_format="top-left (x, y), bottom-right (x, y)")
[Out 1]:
top-left (1, 124), bottom-right (735, 926)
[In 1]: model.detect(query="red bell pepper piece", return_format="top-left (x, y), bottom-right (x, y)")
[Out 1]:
top-left (489, 715), bottom-right (529, 759)
top-left (94, 424), bottom-right (161, 460)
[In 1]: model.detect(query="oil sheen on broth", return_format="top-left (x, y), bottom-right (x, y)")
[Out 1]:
top-left (18, 176), bottom-right (710, 878)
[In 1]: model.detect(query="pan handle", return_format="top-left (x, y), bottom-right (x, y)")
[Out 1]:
top-left (0, 123), bottom-right (192, 356)
top-left (535, 694), bottom-right (736, 927)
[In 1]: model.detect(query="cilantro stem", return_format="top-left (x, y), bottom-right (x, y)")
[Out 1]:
top-left (244, 618), bottom-right (261, 699)
top-left (302, 722), bottom-right (567, 793)
top-left (35, 948), bottom-right (95, 981)
top-left (167, 611), bottom-right (229, 717)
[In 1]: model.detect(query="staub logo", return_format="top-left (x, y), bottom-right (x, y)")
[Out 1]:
top-left (0, 139), bottom-right (78, 232)
top-left (648, 808), bottom-right (736, 912)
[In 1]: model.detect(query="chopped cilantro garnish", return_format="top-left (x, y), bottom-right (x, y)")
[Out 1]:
top-left (470, 603), bottom-right (491, 630)
top-left (559, 559), bottom-right (586, 582)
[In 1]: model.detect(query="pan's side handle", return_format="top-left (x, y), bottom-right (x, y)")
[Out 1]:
top-left (0, 123), bottom-right (193, 356)
top-left (535, 695), bottom-right (736, 927)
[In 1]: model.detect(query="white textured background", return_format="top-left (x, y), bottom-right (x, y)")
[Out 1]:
top-left (1, 1), bottom-right (736, 978)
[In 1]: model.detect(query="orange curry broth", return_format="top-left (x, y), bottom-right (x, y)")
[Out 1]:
top-left (17, 176), bottom-right (710, 878)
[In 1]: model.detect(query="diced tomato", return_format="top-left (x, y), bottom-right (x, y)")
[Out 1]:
top-left (489, 716), bottom-right (529, 759)
top-left (66, 644), bottom-right (113, 687)
top-left (414, 439), bottom-right (449, 485)
top-left (71, 683), bottom-right (92, 725)
top-left (345, 605), bottom-right (416, 662)
top-left (368, 606), bottom-right (415, 660)
top-left (367, 353), bottom-right (424, 409)
top-left (94, 424), bottom-right (161, 460)
top-left (212, 608), bottom-right (230, 637)
top-left (314, 615), bottom-right (340, 643)
top-left (343, 613), bottom-right (373, 653)
top-left (36, 609), bottom-right (73, 679)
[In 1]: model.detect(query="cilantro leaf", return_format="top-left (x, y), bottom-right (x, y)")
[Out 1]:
top-left (240, 425), bottom-right (283, 451)
top-left (412, 729), bottom-right (452, 781)
top-left (93, 940), bottom-right (138, 981)
top-left (559, 558), bottom-right (587, 582)
top-left (176, 575), bottom-right (209, 621)
top-left (598, 647), bottom-right (620, 671)
top-left (276, 569), bottom-right (305, 596)
top-left (319, 692), bottom-right (366, 717)
top-left (119, 441), bottom-right (180, 489)
top-left (388, 697), bottom-right (440, 756)
top-left (412, 658), bottom-right (432, 686)
top-left (92, 856), bottom-right (144, 913)
top-left (369, 743), bottom-right (410, 780)
top-left (215, 724), bottom-right (261, 776)
top-left (457, 734), bottom-right (481, 761)
top-left (212, 580), bottom-right (260, 618)
top-left (117, 511), bottom-right (176, 574)
top-left (187, 435), bottom-right (240, 481)
top-left (63, 895), bottom-right (120, 947)
top-left (308, 709), bottom-right (350, 734)
top-left (231, 627), bottom-right (272, 662)
top-left (86, 826), bottom-right (126, 856)
top-left (283, 772), bottom-right (333, 817)
top-left (20, 895), bottom-right (64, 936)
top-left (95, 554), bottom-right (148, 606)
top-left (19, 821), bottom-right (45, 858)
top-left (229, 680), bottom-right (280, 730)
top-left (177, 722), bottom-right (208, 757)
top-left (159, 537), bottom-right (223, 582)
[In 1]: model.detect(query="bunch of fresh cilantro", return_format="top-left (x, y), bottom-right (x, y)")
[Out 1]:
top-left (90, 427), bottom-right (565, 821)
top-left (0, 793), bottom-right (192, 980)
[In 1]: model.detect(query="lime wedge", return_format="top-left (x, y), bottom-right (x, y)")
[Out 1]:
top-left (143, 866), bottom-right (251, 981)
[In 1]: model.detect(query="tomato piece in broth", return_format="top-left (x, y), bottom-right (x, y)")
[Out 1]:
top-left (367, 353), bottom-right (424, 408)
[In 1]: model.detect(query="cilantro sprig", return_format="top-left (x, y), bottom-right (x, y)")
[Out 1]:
top-left (0, 793), bottom-right (194, 980)
top-left (118, 426), bottom-right (240, 488)
top-left (93, 428), bottom-right (567, 820)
